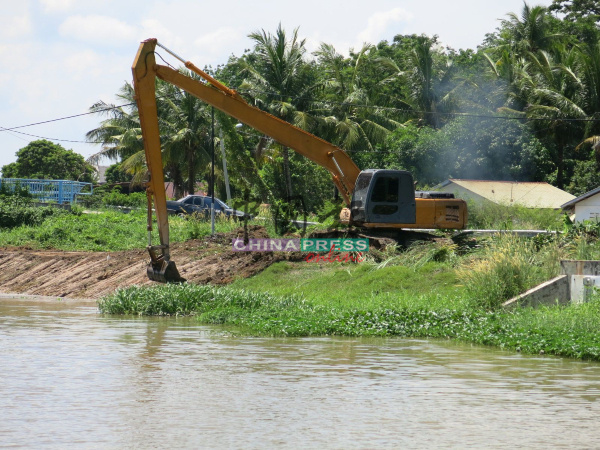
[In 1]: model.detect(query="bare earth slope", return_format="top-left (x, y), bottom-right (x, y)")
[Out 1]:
top-left (0, 226), bottom-right (301, 299)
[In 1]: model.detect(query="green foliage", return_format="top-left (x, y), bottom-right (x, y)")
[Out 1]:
top-left (101, 190), bottom-right (146, 209)
top-left (0, 208), bottom-right (269, 252)
top-left (568, 159), bottom-right (600, 195)
top-left (1, 140), bottom-right (95, 182)
top-left (0, 186), bottom-right (69, 228)
top-left (466, 200), bottom-right (563, 230)
top-left (381, 118), bottom-right (551, 185)
top-left (104, 163), bottom-right (132, 184)
top-left (457, 235), bottom-right (554, 308)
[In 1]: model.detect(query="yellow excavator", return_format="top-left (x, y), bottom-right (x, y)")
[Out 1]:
top-left (132, 39), bottom-right (468, 282)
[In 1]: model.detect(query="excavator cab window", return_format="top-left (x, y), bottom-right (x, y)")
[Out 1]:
top-left (371, 177), bottom-right (399, 203)
top-left (350, 172), bottom-right (373, 222)
top-left (366, 171), bottom-right (416, 224)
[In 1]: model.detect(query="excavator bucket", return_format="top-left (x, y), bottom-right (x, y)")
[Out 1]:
top-left (147, 259), bottom-right (185, 283)
top-left (146, 246), bottom-right (185, 283)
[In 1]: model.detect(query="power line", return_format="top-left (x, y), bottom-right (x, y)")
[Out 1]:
top-left (1, 102), bottom-right (136, 132)
top-left (2, 85), bottom-right (600, 147)
top-left (0, 125), bottom-right (105, 144)
top-left (3, 87), bottom-right (600, 138)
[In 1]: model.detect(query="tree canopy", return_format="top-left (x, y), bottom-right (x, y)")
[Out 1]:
top-left (85, 4), bottom-right (600, 211)
top-left (2, 140), bottom-right (95, 182)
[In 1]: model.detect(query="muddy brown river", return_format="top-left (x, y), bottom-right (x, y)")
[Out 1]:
top-left (1, 298), bottom-right (600, 449)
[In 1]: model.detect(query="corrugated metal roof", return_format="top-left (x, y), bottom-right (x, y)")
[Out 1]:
top-left (561, 185), bottom-right (600, 209)
top-left (438, 179), bottom-right (575, 209)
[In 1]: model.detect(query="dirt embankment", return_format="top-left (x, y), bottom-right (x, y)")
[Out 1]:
top-left (0, 226), bottom-right (303, 299)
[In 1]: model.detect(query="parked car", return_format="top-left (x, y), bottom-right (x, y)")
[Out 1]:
top-left (166, 195), bottom-right (252, 219)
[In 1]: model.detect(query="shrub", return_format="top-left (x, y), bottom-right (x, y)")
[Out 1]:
top-left (457, 234), bottom-right (558, 309)
top-left (466, 200), bottom-right (563, 230)
top-left (102, 190), bottom-right (146, 209)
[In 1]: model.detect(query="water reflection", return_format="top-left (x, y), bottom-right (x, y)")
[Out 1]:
top-left (1, 299), bottom-right (599, 449)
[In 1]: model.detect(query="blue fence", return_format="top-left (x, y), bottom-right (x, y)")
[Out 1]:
top-left (0, 178), bottom-right (93, 204)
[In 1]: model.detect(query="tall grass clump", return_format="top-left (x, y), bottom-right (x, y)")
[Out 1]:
top-left (366, 241), bottom-right (460, 270)
top-left (457, 234), bottom-right (562, 309)
top-left (182, 212), bottom-right (250, 240)
top-left (466, 200), bottom-right (563, 230)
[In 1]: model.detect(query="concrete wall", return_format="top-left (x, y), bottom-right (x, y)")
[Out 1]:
top-left (503, 275), bottom-right (569, 308)
top-left (574, 192), bottom-right (600, 222)
top-left (504, 260), bottom-right (600, 308)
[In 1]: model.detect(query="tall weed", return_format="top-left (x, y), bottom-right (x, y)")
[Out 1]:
top-left (457, 234), bottom-right (561, 309)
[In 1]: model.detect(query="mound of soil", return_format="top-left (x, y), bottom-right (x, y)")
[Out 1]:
top-left (0, 226), bottom-right (304, 299)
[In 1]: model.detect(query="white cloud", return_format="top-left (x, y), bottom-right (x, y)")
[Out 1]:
top-left (140, 19), bottom-right (185, 50)
top-left (40, 0), bottom-right (77, 12)
top-left (0, 13), bottom-right (33, 39)
top-left (59, 15), bottom-right (137, 45)
top-left (356, 7), bottom-right (413, 45)
top-left (194, 27), bottom-right (243, 55)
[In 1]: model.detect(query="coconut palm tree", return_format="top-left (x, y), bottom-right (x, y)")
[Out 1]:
top-left (86, 76), bottom-right (213, 198)
top-left (239, 23), bottom-right (314, 197)
top-left (399, 37), bottom-right (459, 128)
top-left (502, 3), bottom-right (562, 55)
top-left (312, 42), bottom-right (403, 148)
top-left (86, 83), bottom-right (143, 165)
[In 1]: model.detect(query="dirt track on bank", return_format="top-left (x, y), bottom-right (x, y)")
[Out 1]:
top-left (0, 226), bottom-right (303, 300)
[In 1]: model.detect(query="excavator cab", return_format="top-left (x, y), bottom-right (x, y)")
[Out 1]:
top-left (350, 170), bottom-right (416, 224)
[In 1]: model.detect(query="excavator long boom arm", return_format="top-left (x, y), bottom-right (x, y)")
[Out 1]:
top-left (134, 39), bottom-right (360, 203)
top-left (132, 38), bottom-right (361, 282)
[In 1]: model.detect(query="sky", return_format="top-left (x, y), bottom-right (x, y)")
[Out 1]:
top-left (0, 0), bottom-right (555, 171)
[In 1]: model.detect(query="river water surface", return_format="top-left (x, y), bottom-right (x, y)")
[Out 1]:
top-left (1, 298), bottom-right (600, 449)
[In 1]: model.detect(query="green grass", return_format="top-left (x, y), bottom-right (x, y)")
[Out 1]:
top-left (230, 261), bottom-right (463, 308)
top-left (0, 209), bottom-right (261, 251)
top-left (466, 200), bottom-right (564, 231)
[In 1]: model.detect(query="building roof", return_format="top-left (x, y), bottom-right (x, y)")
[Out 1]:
top-left (561, 186), bottom-right (600, 209)
top-left (435, 179), bottom-right (575, 209)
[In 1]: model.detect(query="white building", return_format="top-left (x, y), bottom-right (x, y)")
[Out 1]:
top-left (433, 179), bottom-right (575, 209)
top-left (561, 186), bottom-right (600, 222)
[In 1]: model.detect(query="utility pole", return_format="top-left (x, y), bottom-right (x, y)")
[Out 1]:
top-left (211, 107), bottom-right (215, 235)
top-left (219, 128), bottom-right (231, 202)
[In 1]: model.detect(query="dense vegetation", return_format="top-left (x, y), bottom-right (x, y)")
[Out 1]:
top-left (82, 1), bottom-right (600, 212)
top-left (1, 140), bottom-right (96, 182)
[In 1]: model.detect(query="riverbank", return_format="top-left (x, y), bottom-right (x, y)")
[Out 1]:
top-left (98, 282), bottom-right (600, 360)
top-left (97, 227), bottom-right (600, 361)
top-left (0, 226), bottom-right (304, 298)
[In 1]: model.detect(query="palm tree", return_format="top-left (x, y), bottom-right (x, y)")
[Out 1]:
top-left (239, 23), bottom-right (313, 197)
top-left (502, 3), bottom-right (561, 55)
top-left (158, 78), bottom-right (213, 196)
top-left (399, 37), bottom-right (459, 128)
top-left (86, 76), bottom-right (212, 198)
top-left (86, 83), bottom-right (143, 165)
top-left (312, 42), bottom-right (403, 148)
